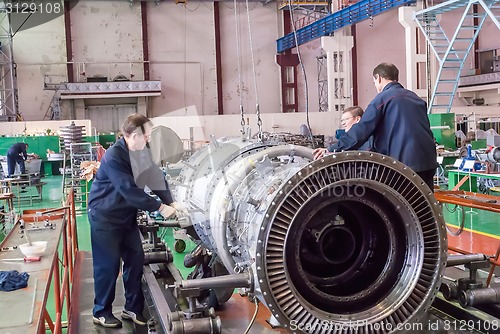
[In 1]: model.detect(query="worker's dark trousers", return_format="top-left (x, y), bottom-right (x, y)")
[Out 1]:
top-left (7, 153), bottom-right (25, 176)
top-left (89, 213), bottom-right (145, 317)
top-left (417, 168), bottom-right (436, 193)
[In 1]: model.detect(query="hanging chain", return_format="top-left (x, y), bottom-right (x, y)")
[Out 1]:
top-left (240, 105), bottom-right (246, 134)
top-left (234, 0), bottom-right (245, 136)
top-left (256, 104), bottom-right (263, 140)
top-left (245, 0), bottom-right (263, 141)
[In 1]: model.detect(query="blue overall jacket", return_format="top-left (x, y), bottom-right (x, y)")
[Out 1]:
top-left (328, 82), bottom-right (437, 173)
top-left (88, 138), bottom-right (173, 226)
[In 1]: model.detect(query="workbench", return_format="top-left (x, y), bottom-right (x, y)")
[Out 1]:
top-left (447, 169), bottom-right (500, 192)
top-left (0, 217), bottom-right (63, 334)
top-left (435, 190), bottom-right (500, 214)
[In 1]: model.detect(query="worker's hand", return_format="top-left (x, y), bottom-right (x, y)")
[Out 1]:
top-left (158, 204), bottom-right (177, 219)
top-left (312, 148), bottom-right (328, 160)
top-left (170, 202), bottom-right (189, 216)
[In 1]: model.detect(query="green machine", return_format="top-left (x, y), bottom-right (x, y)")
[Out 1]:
top-left (428, 113), bottom-right (456, 149)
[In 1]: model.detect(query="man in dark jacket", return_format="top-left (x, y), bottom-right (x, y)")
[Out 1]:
top-left (88, 114), bottom-right (182, 328)
top-left (313, 63), bottom-right (437, 191)
top-left (6, 142), bottom-right (29, 176)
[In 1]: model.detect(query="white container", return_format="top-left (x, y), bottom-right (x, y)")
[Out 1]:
top-left (19, 241), bottom-right (48, 257)
top-left (0, 159), bottom-right (42, 175)
top-left (47, 153), bottom-right (64, 161)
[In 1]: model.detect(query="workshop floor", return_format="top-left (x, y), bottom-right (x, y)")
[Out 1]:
top-left (2, 175), bottom-right (500, 333)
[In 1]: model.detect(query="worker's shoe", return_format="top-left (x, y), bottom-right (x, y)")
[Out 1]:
top-left (121, 309), bottom-right (147, 326)
top-left (92, 314), bottom-right (122, 328)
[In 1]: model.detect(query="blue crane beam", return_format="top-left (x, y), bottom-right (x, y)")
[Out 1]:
top-left (277, 0), bottom-right (416, 53)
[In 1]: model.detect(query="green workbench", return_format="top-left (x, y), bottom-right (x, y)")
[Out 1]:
top-left (448, 170), bottom-right (500, 192)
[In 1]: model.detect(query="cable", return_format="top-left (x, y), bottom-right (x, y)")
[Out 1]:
top-left (183, 7), bottom-right (187, 110)
top-left (288, 1), bottom-right (315, 148)
top-left (243, 298), bottom-right (259, 334)
top-left (245, 0), bottom-right (258, 104)
top-left (444, 204), bottom-right (465, 236)
top-left (443, 203), bottom-right (458, 213)
top-left (245, 0), bottom-right (263, 140)
top-left (12, 13), bottom-right (33, 37)
top-left (234, 0), bottom-right (246, 136)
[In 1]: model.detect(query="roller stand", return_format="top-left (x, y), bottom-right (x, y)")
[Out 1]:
top-left (169, 315), bottom-right (221, 334)
top-left (140, 221), bottom-right (166, 251)
top-left (168, 285), bottom-right (220, 333)
top-left (441, 255), bottom-right (490, 302)
top-left (167, 272), bottom-right (252, 333)
top-left (144, 251), bottom-right (173, 265)
top-left (172, 285), bottom-right (206, 319)
top-left (141, 221), bottom-right (173, 265)
top-left (459, 286), bottom-right (500, 307)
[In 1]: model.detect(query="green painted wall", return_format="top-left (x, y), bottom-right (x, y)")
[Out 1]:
top-left (0, 134), bottom-right (117, 160)
top-left (83, 134), bottom-right (116, 149)
top-left (0, 136), bottom-right (59, 160)
top-left (428, 113), bottom-right (456, 149)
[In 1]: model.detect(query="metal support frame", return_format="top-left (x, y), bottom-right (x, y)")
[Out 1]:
top-left (278, 0), bottom-right (330, 29)
top-left (277, 0), bottom-right (416, 53)
top-left (317, 54), bottom-right (328, 112)
top-left (0, 9), bottom-right (18, 121)
top-left (43, 88), bottom-right (63, 120)
top-left (414, 0), bottom-right (500, 113)
top-left (320, 34), bottom-right (354, 114)
top-left (398, 5), bottom-right (427, 99)
top-left (276, 10), bottom-right (300, 113)
top-left (276, 53), bottom-right (300, 112)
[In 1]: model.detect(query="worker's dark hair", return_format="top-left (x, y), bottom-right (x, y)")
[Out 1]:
top-left (24, 143), bottom-right (29, 148)
top-left (343, 106), bottom-right (364, 118)
top-left (121, 114), bottom-right (151, 136)
top-left (373, 63), bottom-right (399, 81)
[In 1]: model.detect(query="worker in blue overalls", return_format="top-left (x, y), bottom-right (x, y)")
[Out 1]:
top-left (88, 114), bottom-right (183, 328)
top-left (313, 62), bottom-right (437, 191)
top-left (6, 142), bottom-right (29, 176)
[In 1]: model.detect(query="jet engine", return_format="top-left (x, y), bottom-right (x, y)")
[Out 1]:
top-left (173, 137), bottom-right (447, 333)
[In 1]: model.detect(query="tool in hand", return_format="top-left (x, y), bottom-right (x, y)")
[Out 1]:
top-left (2, 256), bottom-right (41, 262)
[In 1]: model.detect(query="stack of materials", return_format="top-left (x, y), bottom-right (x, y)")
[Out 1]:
top-left (59, 122), bottom-right (85, 153)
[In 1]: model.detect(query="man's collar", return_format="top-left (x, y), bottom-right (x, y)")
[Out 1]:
top-left (383, 81), bottom-right (400, 91)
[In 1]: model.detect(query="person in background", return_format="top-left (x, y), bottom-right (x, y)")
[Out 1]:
top-left (340, 106), bottom-right (372, 151)
top-left (313, 62), bottom-right (437, 191)
top-left (6, 142), bottom-right (29, 176)
top-left (88, 114), bottom-right (184, 328)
